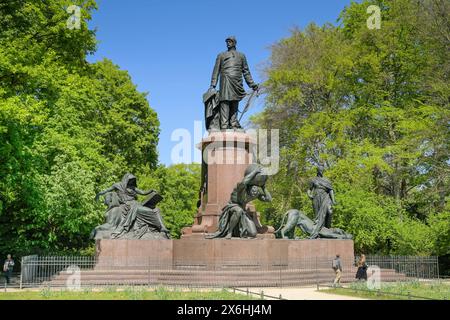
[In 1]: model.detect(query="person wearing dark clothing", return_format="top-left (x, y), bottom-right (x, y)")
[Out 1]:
top-left (3, 254), bottom-right (14, 284)
top-left (355, 254), bottom-right (368, 281)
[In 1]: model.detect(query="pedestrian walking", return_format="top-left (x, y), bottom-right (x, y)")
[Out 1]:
top-left (332, 254), bottom-right (343, 287)
top-left (3, 254), bottom-right (14, 285)
top-left (355, 254), bottom-right (368, 281)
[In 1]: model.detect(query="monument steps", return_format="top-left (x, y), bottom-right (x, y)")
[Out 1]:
top-left (45, 278), bottom-right (406, 287)
top-left (73, 240), bottom-right (396, 288)
top-left (45, 268), bottom-right (406, 287)
top-left (54, 267), bottom-right (402, 276)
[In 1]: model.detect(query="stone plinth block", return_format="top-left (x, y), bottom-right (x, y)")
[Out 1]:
top-left (195, 131), bottom-right (256, 232)
top-left (182, 131), bottom-right (272, 236)
top-left (95, 238), bottom-right (354, 270)
top-left (95, 239), bottom-right (173, 268)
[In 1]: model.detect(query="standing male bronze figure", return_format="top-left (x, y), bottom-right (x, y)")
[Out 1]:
top-left (207, 36), bottom-right (259, 130)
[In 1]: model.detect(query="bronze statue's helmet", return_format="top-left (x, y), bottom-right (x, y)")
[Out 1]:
top-left (225, 36), bottom-right (237, 45)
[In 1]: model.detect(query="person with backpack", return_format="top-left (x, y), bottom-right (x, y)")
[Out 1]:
top-left (332, 254), bottom-right (343, 287)
top-left (3, 254), bottom-right (14, 285)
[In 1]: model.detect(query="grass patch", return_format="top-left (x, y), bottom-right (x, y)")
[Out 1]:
top-left (0, 286), bottom-right (258, 300)
top-left (321, 280), bottom-right (450, 300)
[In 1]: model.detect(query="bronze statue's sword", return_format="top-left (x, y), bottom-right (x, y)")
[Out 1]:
top-left (238, 88), bottom-right (260, 122)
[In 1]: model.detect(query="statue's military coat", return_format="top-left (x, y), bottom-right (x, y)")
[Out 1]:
top-left (211, 50), bottom-right (256, 102)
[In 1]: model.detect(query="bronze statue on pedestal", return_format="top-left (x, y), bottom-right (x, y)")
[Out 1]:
top-left (204, 36), bottom-right (259, 131)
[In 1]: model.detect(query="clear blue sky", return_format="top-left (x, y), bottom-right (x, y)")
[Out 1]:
top-left (87, 0), bottom-right (353, 165)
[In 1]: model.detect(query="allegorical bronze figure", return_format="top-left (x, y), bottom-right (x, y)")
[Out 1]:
top-left (204, 36), bottom-right (259, 131)
top-left (274, 166), bottom-right (352, 240)
top-left (275, 209), bottom-right (352, 240)
top-left (206, 164), bottom-right (272, 239)
top-left (91, 173), bottom-right (170, 240)
top-left (307, 165), bottom-right (336, 239)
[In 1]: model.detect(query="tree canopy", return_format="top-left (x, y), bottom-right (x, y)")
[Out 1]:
top-left (253, 0), bottom-right (449, 257)
top-left (0, 0), bottom-right (161, 255)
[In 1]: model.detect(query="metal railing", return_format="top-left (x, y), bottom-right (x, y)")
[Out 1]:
top-left (16, 255), bottom-right (439, 289)
top-left (231, 287), bottom-right (287, 300)
top-left (361, 256), bottom-right (440, 279)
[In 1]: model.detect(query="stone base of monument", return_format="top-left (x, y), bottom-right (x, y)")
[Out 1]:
top-left (94, 238), bottom-right (355, 269)
top-left (46, 238), bottom-right (408, 287)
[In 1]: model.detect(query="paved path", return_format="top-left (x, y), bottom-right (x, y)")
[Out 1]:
top-left (237, 286), bottom-right (367, 300)
top-left (1, 286), bottom-right (366, 300)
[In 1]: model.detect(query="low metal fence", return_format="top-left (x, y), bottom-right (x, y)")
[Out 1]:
top-left (231, 287), bottom-right (287, 300)
top-left (361, 255), bottom-right (439, 279)
top-left (14, 255), bottom-right (439, 289)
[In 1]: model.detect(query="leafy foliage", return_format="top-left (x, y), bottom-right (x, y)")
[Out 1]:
top-left (0, 0), bottom-right (160, 256)
top-left (253, 0), bottom-right (449, 257)
top-left (138, 164), bottom-right (201, 239)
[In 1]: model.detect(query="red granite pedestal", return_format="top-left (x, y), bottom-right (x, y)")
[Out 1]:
top-left (53, 238), bottom-right (408, 286)
top-left (95, 238), bottom-right (355, 269)
top-left (181, 131), bottom-right (274, 238)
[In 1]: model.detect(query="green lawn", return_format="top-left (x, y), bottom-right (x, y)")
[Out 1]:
top-left (322, 281), bottom-right (450, 300)
top-left (0, 287), bottom-right (257, 300)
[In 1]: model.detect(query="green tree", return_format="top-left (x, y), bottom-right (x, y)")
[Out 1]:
top-left (0, 0), bottom-right (160, 256)
top-left (253, 0), bottom-right (449, 257)
top-left (138, 164), bottom-right (201, 239)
